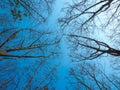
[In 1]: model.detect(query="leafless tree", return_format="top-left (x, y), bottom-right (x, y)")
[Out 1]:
top-left (59, 0), bottom-right (120, 31)
top-left (67, 34), bottom-right (120, 60)
top-left (0, 59), bottom-right (59, 90)
top-left (0, 0), bottom-right (54, 22)
top-left (59, 0), bottom-right (120, 60)
top-left (67, 62), bottom-right (120, 90)
top-left (0, 28), bottom-right (59, 60)
top-left (58, 1), bottom-right (120, 89)
top-left (0, 0), bottom-right (60, 89)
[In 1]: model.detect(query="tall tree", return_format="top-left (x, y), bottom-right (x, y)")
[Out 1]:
top-left (59, 0), bottom-right (120, 60)
top-left (59, 0), bottom-right (120, 89)
top-left (0, 0), bottom-right (59, 89)
top-left (67, 62), bottom-right (120, 90)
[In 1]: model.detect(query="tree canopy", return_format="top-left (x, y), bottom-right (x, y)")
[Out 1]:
top-left (0, 0), bottom-right (120, 90)
top-left (59, 0), bottom-right (120, 60)
top-left (0, 0), bottom-right (59, 89)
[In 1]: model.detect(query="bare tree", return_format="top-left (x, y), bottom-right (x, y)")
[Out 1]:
top-left (67, 34), bottom-right (120, 60)
top-left (0, 0), bottom-right (54, 22)
top-left (0, 28), bottom-right (59, 60)
top-left (0, 0), bottom-right (59, 60)
top-left (59, 0), bottom-right (120, 31)
top-left (59, 0), bottom-right (120, 60)
top-left (0, 59), bottom-right (59, 90)
top-left (0, 0), bottom-right (60, 89)
top-left (67, 62), bottom-right (120, 90)
top-left (58, 1), bottom-right (120, 89)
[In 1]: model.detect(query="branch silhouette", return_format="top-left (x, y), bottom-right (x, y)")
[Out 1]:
top-left (69, 34), bottom-right (120, 60)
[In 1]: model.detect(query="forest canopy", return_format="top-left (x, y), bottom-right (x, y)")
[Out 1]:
top-left (0, 0), bottom-right (120, 90)
top-left (59, 0), bottom-right (120, 60)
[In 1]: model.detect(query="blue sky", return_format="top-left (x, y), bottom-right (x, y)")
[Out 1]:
top-left (0, 0), bottom-right (120, 90)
